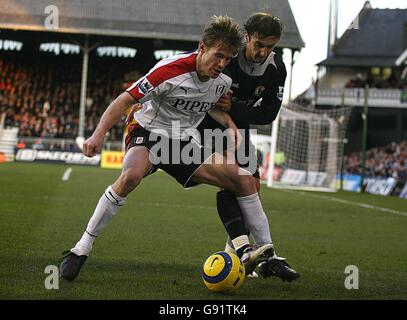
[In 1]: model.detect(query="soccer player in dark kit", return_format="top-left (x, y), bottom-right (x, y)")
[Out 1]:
top-left (198, 12), bottom-right (299, 281)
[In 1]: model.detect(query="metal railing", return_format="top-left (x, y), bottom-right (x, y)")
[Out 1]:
top-left (316, 88), bottom-right (407, 107)
top-left (15, 136), bottom-right (124, 152)
top-left (0, 112), bottom-right (5, 136)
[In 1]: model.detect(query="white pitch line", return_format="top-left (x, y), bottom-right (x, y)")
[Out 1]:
top-left (62, 168), bottom-right (73, 181)
top-left (282, 190), bottom-right (407, 217)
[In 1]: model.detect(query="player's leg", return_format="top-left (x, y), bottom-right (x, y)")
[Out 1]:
top-left (200, 152), bottom-right (272, 248)
top-left (199, 120), bottom-right (299, 281)
top-left (75, 146), bottom-right (152, 254)
top-left (216, 190), bottom-right (274, 273)
top-left (60, 146), bottom-right (152, 281)
top-left (198, 120), bottom-right (265, 269)
top-left (206, 151), bottom-right (299, 281)
top-left (190, 154), bottom-right (274, 271)
top-left (157, 140), bottom-right (272, 272)
top-left (223, 176), bottom-right (260, 249)
top-left (220, 175), bottom-right (299, 281)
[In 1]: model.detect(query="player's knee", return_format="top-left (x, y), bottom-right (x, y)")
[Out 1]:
top-left (118, 169), bottom-right (143, 193)
top-left (233, 174), bottom-right (256, 195)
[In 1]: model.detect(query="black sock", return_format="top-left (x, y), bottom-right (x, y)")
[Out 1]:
top-left (217, 190), bottom-right (250, 257)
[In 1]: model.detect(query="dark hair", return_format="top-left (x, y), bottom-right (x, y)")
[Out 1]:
top-left (202, 15), bottom-right (243, 51)
top-left (244, 12), bottom-right (283, 39)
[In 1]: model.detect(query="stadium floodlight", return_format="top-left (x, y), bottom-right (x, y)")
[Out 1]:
top-left (266, 103), bottom-right (352, 192)
top-left (154, 50), bottom-right (183, 60)
top-left (39, 43), bottom-right (80, 55)
top-left (96, 47), bottom-right (137, 58)
top-left (0, 40), bottom-right (23, 52)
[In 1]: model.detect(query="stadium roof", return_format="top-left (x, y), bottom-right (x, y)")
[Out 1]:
top-left (0, 0), bottom-right (304, 49)
top-left (318, 2), bottom-right (407, 67)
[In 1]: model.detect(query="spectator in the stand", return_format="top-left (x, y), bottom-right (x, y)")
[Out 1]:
top-left (345, 70), bottom-right (404, 90)
top-left (16, 139), bottom-right (26, 149)
top-left (344, 141), bottom-right (407, 188)
top-left (32, 138), bottom-right (44, 150)
top-left (0, 55), bottom-right (138, 145)
top-left (354, 73), bottom-right (364, 87)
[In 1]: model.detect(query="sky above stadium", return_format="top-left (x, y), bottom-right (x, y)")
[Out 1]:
top-left (285, 0), bottom-right (407, 101)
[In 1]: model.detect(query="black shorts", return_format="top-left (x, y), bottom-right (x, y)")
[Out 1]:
top-left (125, 124), bottom-right (215, 188)
top-left (197, 115), bottom-right (260, 179)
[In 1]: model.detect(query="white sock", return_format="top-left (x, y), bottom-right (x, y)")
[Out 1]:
top-left (71, 186), bottom-right (126, 256)
top-left (71, 231), bottom-right (96, 256)
top-left (236, 193), bottom-right (272, 247)
top-left (224, 237), bottom-right (235, 253)
top-left (231, 235), bottom-right (250, 252)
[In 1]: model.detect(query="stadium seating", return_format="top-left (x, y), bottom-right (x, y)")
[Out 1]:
top-left (0, 53), bottom-right (142, 141)
top-left (344, 141), bottom-right (407, 184)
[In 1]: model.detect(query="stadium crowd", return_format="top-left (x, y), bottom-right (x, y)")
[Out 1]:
top-left (0, 53), bottom-right (142, 142)
top-left (344, 140), bottom-right (407, 184)
top-left (344, 70), bottom-right (407, 89)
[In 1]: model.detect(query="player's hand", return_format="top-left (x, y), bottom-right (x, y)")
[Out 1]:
top-left (83, 134), bottom-right (104, 157)
top-left (227, 124), bottom-right (242, 152)
top-left (215, 90), bottom-right (233, 112)
top-left (125, 103), bottom-right (141, 125)
top-left (234, 126), bottom-right (243, 150)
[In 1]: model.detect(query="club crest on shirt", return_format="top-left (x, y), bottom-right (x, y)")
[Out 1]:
top-left (254, 85), bottom-right (266, 97)
top-left (215, 85), bottom-right (225, 97)
top-left (277, 86), bottom-right (284, 101)
top-left (137, 77), bottom-right (154, 95)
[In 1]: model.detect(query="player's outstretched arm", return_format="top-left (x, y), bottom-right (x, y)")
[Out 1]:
top-left (83, 92), bottom-right (137, 157)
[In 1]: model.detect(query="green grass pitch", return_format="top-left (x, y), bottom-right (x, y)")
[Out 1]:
top-left (0, 162), bottom-right (406, 300)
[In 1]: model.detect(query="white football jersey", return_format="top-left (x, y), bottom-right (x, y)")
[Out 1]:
top-left (126, 51), bottom-right (232, 139)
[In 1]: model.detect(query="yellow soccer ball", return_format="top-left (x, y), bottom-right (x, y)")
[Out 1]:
top-left (202, 251), bottom-right (246, 292)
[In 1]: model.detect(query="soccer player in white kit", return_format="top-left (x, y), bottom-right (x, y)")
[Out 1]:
top-left (60, 15), bottom-right (274, 281)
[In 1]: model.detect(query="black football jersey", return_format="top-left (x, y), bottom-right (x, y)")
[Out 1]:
top-left (227, 47), bottom-right (287, 129)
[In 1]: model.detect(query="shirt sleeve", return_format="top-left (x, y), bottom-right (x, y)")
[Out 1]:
top-left (126, 64), bottom-right (172, 103)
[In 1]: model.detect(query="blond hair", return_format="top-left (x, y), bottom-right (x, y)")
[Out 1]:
top-left (202, 15), bottom-right (243, 51)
